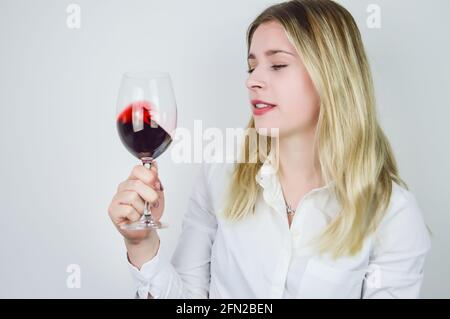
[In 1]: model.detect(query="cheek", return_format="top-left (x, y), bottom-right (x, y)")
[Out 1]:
top-left (253, 67), bottom-right (320, 134)
top-left (280, 73), bottom-right (320, 127)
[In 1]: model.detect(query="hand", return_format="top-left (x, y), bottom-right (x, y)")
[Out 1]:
top-left (108, 161), bottom-right (165, 244)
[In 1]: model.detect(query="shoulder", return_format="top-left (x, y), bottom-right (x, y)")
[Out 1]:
top-left (381, 182), bottom-right (426, 229)
top-left (198, 161), bottom-right (237, 212)
top-left (373, 181), bottom-right (431, 254)
top-left (201, 160), bottom-right (236, 187)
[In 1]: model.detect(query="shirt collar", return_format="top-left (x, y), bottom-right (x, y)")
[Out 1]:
top-left (255, 149), bottom-right (337, 218)
top-left (255, 149), bottom-right (335, 189)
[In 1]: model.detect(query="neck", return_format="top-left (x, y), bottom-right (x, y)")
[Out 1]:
top-left (276, 130), bottom-right (323, 187)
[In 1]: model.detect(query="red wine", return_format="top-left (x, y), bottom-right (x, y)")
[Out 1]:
top-left (117, 100), bottom-right (172, 159)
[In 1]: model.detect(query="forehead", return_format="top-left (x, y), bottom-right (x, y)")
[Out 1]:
top-left (249, 21), bottom-right (295, 52)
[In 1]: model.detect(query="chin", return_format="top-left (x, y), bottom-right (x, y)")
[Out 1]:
top-left (255, 126), bottom-right (280, 137)
top-left (252, 117), bottom-right (277, 135)
top-left (257, 128), bottom-right (279, 137)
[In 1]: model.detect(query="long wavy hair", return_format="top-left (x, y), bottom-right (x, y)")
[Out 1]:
top-left (220, 0), bottom-right (408, 259)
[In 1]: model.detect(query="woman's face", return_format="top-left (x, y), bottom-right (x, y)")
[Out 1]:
top-left (246, 20), bottom-right (320, 138)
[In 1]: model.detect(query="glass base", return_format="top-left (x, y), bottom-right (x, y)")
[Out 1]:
top-left (120, 216), bottom-right (168, 230)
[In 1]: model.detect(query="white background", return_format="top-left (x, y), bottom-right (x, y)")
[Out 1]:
top-left (0, 0), bottom-right (449, 298)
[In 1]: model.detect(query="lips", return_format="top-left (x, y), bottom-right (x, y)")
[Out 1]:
top-left (251, 99), bottom-right (277, 116)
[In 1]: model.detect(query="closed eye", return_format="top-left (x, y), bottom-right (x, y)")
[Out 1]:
top-left (247, 65), bottom-right (288, 74)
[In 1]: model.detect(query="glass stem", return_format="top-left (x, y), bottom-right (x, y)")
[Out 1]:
top-left (141, 157), bottom-right (154, 223)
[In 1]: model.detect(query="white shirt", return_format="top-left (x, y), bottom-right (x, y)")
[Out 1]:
top-left (127, 154), bottom-right (431, 299)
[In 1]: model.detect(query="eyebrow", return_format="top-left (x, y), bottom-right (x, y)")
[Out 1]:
top-left (247, 49), bottom-right (295, 61)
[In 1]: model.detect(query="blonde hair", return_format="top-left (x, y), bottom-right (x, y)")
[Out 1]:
top-left (221, 0), bottom-right (408, 259)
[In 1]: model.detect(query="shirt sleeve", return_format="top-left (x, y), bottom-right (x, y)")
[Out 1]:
top-left (126, 162), bottom-right (218, 299)
top-left (362, 190), bottom-right (431, 299)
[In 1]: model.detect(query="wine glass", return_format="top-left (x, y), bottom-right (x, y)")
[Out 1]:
top-left (116, 70), bottom-right (177, 230)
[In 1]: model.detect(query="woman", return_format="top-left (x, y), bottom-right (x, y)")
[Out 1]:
top-left (108, 0), bottom-right (431, 298)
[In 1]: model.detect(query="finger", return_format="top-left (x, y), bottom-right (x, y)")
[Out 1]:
top-left (114, 190), bottom-right (145, 214)
top-left (151, 174), bottom-right (164, 192)
top-left (123, 204), bottom-right (141, 222)
top-left (128, 164), bottom-right (158, 186)
top-left (117, 180), bottom-right (159, 204)
top-left (109, 202), bottom-right (140, 225)
top-left (149, 160), bottom-right (158, 178)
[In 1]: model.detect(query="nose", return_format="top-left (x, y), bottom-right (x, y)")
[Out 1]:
top-left (245, 69), bottom-right (266, 91)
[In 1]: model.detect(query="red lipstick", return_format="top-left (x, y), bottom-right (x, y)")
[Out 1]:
top-left (251, 99), bottom-right (277, 116)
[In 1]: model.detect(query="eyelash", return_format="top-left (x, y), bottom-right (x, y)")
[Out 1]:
top-left (247, 65), bottom-right (288, 74)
